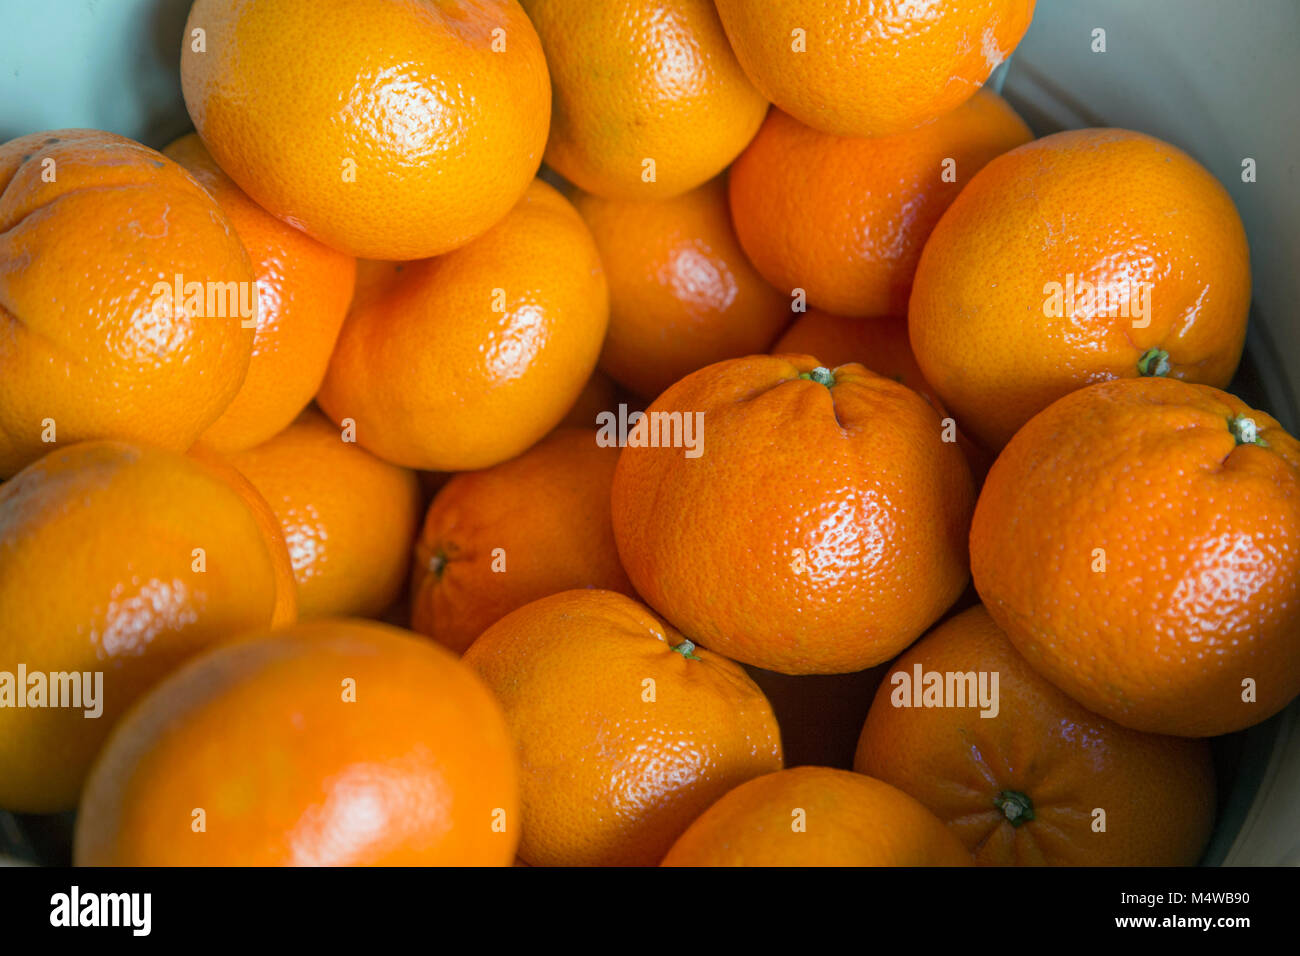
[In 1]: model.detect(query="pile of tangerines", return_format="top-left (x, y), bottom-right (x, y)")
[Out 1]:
top-left (1, 0), bottom-right (1297, 867)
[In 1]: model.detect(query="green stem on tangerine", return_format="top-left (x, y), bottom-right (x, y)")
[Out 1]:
top-left (1137, 347), bottom-right (1171, 377)
top-left (670, 639), bottom-right (702, 661)
top-left (1228, 414), bottom-right (1269, 447)
top-left (799, 366), bottom-right (836, 388)
top-left (994, 790), bottom-right (1035, 827)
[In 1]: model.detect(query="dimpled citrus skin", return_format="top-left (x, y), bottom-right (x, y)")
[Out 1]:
top-left (773, 310), bottom-right (993, 485)
top-left (75, 619), bottom-right (519, 865)
top-left (714, 0), bottom-right (1035, 137)
top-left (229, 409), bottom-right (421, 620)
top-left (0, 442), bottom-right (278, 812)
top-left (611, 355), bottom-right (975, 675)
top-left (910, 128), bottom-right (1252, 451)
top-left (187, 445), bottom-right (298, 629)
top-left (730, 91), bottom-right (1031, 318)
top-left (181, 0), bottom-right (550, 259)
top-left (317, 180), bottom-right (609, 471)
top-left (462, 589), bottom-right (783, 866)
top-left (855, 606), bottom-right (1217, 866)
top-left (971, 378), bottom-right (1300, 738)
top-left (411, 428), bottom-right (635, 654)
top-left (572, 177), bottom-right (792, 400)
top-left (164, 134), bottom-right (356, 454)
top-left (520, 0), bottom-right (768, 200)
top-left (661, 766), bottom-right (972, 866)
top-left (0, 129), bottom-right (255, 478)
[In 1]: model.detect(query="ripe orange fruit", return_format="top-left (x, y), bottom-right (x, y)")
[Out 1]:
top-left (164, 133), bottom-right (356, 454)
top-left (661, 766), bottom-right (972, 866)
top-left (611, 355), bottom-right (974, 674)
top-left (910, 128), bottom-right (1252, 451)
top-left (520, 0), bottom-right (768, 199)
top-left (572, 176), bottom-right (792, 399)
top-left (971, 378), bottom-right (1300, 737)
top-left (854, 605), bottom-right (1216, 865)
top-left (0, 441), bottom-right (278, 812)
top-left (714, 0), bottom-right (1036, 137)
top-left (75, 619), bottom-right (519, 865)
top-left (729, 91), bottom-right (1031, 319)
top-left (229, 409), bottom-right (421, 620)
top-left (773, 310), bottom-right (993, 484)
top-left (317, 180), bottom-right (608, 471)
top-left (411, 428), bottom-right (635, 654)
top-left (462, 589), bottom-right (782, 866)
top-left (180, 0), bottom-right (550, 259)
top-left (0, 129), bottom-right (254, 478)
top-left (187, 445), bottom-right (298, 628)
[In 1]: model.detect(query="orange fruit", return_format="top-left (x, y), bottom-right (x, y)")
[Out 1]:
top-left (164, 133), bottom-right (356, 454)
top-left (572, 176), bottom-right (792, 399)
top-left (75, 618), bottom-right (519, 865)
top-left (187, 445), bottom-right (298, 628)
top-left (560, 368), bottom-right (619, 429)
top-left (773, 310), bottom-right (993, 485)
top-left (462, 589), bottom-right (782, 866)
top-left (180, 0), bottom-right (550, 259)
top-left (229, 409), bottom-right (421, 620)
top-left (661, 766), bottom-right (972, 866)
top-left (0, 129), bottom-right (255, 478)
top-left (0, 441), bottom-right (278, 812)
top-left (971, 378), bottom-right (1300, 737)
top-left (520, 0), bottom-right (768, 199)
top-left (714, 0), bottom-right (1036, 137)
top-left (854, 605), bottom-right (1216, 865)
top-left (317, 180), bottom-right (608, 471)
top-left (411, 428), bottom-right (635, 654)
top-left (611, 355), bottom-right (974, 674)
top-left (729, 91), bottom-right (1032, 319)
top-left (910, 128), bottom-right (1252, 451)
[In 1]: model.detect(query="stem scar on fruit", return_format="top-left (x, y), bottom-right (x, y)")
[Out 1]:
top-left (799, 366), bottom-right (836, 388)
top-left (671, 639), bottom-right (703, 661)
top-left (1229, 414), bottom-right (1269, 448)
top-left (994, 789), bottom-right (1035, 827)
top-left (1137, 347), bottom-right (1170, 377)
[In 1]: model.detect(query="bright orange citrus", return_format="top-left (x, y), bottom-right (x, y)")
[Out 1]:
top-left (463, 589), bottom-right (782, 866)
top-left (910, 128), bottom-right (1252, 451)
top-left (0, 129), bottom-right (254, 477)
top-left (572, 176), bottom-right (792, 399)
top-left (181, 0), bottom-right (551, 259)
top-left (0, 441), bottom-right (278, 812)
top-left (75, 618), bottom-right (519, 865)
top-left (971, 377), bottom-right (1300, 737)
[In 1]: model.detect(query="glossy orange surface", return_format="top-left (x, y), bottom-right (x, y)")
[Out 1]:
top-left (229, 409), bottom-right (421, 620)
top-left (910, 128), bottom-right (1252, 451)
top-left (729, 91), bottom-right (1031, 318)
top-left (521, 0), bottom-right (768, 199)
top-left (317, 179), bottom-right (609, 471)
top-left (181, 0), bottom-right (551, 259)
top-left (410, 428), bottom-right (635, 654)
top-left (573, 176), bottom-right (792, 400)
top-left (165, 134), bottom-right (356, 454)
top-left (971, 378), bottom-right (1300, 737)
top-left (0, 442), bottom-right (278, 812)
top-left (462, 589), bottom-right (782, 866)
top-left (611, 355), bottom-right (975, 674)
top-left (773, 310), bottom-right (993, 485)
top-left (715, 0), bottom-right (1036, 137)
top-left (0, 129), bottom-right (254, 477)
top-left (855, 605), bottom-right (1216, 865)
top-left (75, 619), bottom-right (520, 865)
top-left (661, 766), bottom-right (972, 866)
